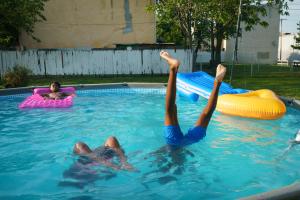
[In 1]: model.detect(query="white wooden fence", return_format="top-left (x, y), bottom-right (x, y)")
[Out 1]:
top-left (0, 49), bottom-right (192, 76)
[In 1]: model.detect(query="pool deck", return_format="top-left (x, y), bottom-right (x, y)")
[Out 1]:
top-left (1, 83), bottom-right (299, 110)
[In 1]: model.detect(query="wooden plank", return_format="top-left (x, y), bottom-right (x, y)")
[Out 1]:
top-left (0, 49), bottom-right (192, 75)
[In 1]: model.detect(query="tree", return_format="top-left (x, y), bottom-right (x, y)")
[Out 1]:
top-left (0, 0), bottom-right (47, 48)
top-left (147, 0), bottom-right (211, 71)
top-left (153, 3), bottom-right (185, 46)
top-left (291, 22), bottom-right (300, 50)
top-left (148, 0), bottom-right (291, 69)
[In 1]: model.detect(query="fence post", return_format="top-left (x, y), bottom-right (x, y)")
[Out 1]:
top-left (0, 51), bottom-right (2, 78)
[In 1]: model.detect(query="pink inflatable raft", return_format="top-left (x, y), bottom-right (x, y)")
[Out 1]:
top-left (19, 87), bottom-right (75, 109)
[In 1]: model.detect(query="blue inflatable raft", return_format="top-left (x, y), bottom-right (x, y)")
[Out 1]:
top-left (176, 71), bottom-right (247, 102)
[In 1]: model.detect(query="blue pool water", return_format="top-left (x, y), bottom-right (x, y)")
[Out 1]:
top-left (0, 88), bottom-right (300, 200)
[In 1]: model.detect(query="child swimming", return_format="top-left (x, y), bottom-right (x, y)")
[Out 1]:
top-left (73, 136), bottom-right (135, 171)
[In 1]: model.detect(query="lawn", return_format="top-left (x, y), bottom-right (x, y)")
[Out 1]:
top-left (27, 75), bottom-right (168, 86)
top-left (222, 64), bottom-right (300, 100)
top-left (1, 64), bottom-right (300, 99)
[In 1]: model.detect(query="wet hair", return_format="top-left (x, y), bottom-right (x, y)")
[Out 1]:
top-left (50, 81), bottom-right (61, 88)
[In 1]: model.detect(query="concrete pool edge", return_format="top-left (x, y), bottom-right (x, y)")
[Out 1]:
top-left (0, 82), bottom-right (167, 95)
top-left (279, 96), bottom-right (300, 110)
top-left (239, 182), bottom-right (300, 200)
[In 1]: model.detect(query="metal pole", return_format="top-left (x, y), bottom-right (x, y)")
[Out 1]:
top-left (280, 19), bottom-right (283, 61)
top-left (230, 0), bottom-right (242, 84)
top-left (279, 18), bottom-right (287, 62)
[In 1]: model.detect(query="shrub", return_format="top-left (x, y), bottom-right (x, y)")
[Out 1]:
top-left (4, 65), bottom-right (32, 88)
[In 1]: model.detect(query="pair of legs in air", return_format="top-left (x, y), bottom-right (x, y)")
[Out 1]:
top-left (160, 50), bottom-right (226, 146)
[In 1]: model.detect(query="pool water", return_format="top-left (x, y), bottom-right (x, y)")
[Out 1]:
top-left (0, 88), bottom-right (300, 200)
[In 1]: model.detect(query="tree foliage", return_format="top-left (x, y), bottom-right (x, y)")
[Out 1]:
top-left (153, 3), bottom-right (185, 46)
top-left (147, 0), bottom-right (211, 71)
top-left (148, 0), bottom-right (291, 68)
top-left (0, 0), bottom-right (47, 48)
top-left (291, 22), bottom-right (300, 50)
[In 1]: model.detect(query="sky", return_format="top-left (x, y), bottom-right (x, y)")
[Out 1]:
top-left (281, 0), bottom-right (300, 33)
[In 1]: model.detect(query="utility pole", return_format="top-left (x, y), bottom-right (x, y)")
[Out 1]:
top-left (279, 18), bottom-right (287, 61)
top-left (229, 0), bottom-right (242, 84)
top-left (233, 0), bottom-right (242, 64)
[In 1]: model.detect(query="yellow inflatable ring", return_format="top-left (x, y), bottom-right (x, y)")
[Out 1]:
top-left (216, 89), bottom-right (286, 120)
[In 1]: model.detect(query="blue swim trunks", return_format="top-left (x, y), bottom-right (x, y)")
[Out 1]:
top-left (164, 125), bottom-right (206, 146)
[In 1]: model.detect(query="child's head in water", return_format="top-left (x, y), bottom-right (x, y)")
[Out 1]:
top-left (50, 81), bottom-right (61, 92)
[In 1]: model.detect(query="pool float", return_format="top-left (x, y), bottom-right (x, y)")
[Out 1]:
top-left (216, 89), bottom-right (286, 119)
top-left (19, 87), bottom-right (75, 109)
top-left (177, 71), bottom-right (247, 101)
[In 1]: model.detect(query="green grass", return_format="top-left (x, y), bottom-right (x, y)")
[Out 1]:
top-left (28, 75), bottom-right (169, 86)
top-left (225, 64), bottom-right (300, 99)
top-left (1, 64), bottom-right (300, 99)
top-left (200, 64), bottom-right (300, 99)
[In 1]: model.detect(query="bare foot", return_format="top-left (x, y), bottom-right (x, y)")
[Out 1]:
top-left (215, 64), bottom-right (226, 82)
top-left (160, 50), bottom-right (180, 71)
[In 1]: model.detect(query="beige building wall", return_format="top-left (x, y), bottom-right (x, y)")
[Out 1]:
top-left (225, 6), bottom-right (280, 64)
top-left (20, 0), bottom-right (156, 48)
top-left (279, 33), bottom-right (300, 62)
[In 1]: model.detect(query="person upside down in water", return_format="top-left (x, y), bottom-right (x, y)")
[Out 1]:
top-left (160, 50), bottom-right (226, 146)
top-left (140, 52), bottom-right (227, 186)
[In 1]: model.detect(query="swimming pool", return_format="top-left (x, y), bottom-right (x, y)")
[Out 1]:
top-left (0, 87), bottom-right (300, 200)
